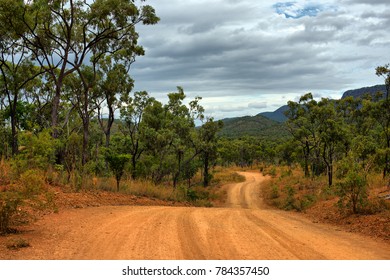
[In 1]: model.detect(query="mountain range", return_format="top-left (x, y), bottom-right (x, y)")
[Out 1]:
top-left (219, 84), bottom-right (386, 139)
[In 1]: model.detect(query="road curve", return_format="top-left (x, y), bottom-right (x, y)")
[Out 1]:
top-left (2, 172), bottom-right (390, 259)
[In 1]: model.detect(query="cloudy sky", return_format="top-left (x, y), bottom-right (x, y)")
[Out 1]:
top-left (132, 0), bottom-right (390, 119)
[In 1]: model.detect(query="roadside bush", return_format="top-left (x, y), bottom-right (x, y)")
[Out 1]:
top-left (296, 194), bottom-right (317, 211)
top-left (12, 130), bottom-right (58, 175)
top-left (0, 192), bottom-right (21, 234)
top-left (19, 169), bottom-right (46, 196)
top-left (6, 238), bottom-right (30, 250)
top-left (283, 185), bottom-right (296, 210)
top-left (336, 156), bottom-right (368, 214)
top-left (271, 185), bottom-right (280, 199)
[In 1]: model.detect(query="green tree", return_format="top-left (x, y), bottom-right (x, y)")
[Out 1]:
top-left (285, 93), bottom-right (322, 177)
top-left (105, 151), bottom-right (130, 192)
top-left (197, 118), bottom-right (223, 187)
top-left (63, 68), bottom-right (96, 166)
top-left (164, 87), bottom-right (203, 188)
top-left (120, 91), bottom-right (154, 179)
top-left (316, 98), bottom-right (346, 186)
top-left (336, 154), bottom-right (368, 214)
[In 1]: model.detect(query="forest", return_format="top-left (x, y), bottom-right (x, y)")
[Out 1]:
top-left (1, 0), bottom-right (390, 235)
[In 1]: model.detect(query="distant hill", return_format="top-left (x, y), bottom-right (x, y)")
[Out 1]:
top-left (257, 85), bottom-right (387, 124)
top-left (219, 114), bottom-right (289, 140)
top-left (217, 84), bottom-right (388, 140)
top-left (258, 105), bottom-right (289, 123)
top-left (341, 84), bottom-right (386, 99)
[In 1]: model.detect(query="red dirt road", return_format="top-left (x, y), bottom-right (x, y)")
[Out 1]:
top-left (1, 172), bottom-right (389, 259)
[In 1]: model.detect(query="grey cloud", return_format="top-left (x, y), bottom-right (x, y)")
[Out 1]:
top-left (132, 0), bottom-right (390, 116)
top-left (248, 102), bottom-right (267, 109)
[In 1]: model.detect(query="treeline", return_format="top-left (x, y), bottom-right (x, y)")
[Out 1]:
top-left (217, 136), bottom-right (285, 168)
top-left (281, 66), bottom-right (390, 213)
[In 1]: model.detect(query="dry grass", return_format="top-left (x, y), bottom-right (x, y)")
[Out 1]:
top-left (6, 238), bottom-right (30, 250)
top-left (211, 166), bottom-right (246, 185)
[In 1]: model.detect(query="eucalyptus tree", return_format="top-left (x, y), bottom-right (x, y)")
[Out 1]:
top-left (285, 93), bottom-right (322, 177)
top-left (119, 90), bottom-right (154, 179)
top-left (63, 66), bottom-right (98, 166)
top-left (316, 98), bottom-right (346, 186)
top-left (197, 118), bottom-right (223, 187)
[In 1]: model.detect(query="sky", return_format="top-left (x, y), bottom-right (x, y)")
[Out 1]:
top-left (131, 0), bottom-right (390, 119)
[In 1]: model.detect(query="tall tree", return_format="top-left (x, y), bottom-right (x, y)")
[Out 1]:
top-left (120, 91), bottom-right (154, 179)
top-left (197, 118), bottom-right (223, 187)
top-left (316, 98), bottom-right (346, 186)
top-left (285, 93), bottom-right (322, 177)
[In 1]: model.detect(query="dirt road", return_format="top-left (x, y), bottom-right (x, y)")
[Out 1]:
top-left (2, 172), bottom-right (389, 259)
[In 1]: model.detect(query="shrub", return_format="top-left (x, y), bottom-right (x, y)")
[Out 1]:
top-left (13, 130), bottom-right (58, 174)
top-left (6, 238), bottom-right (30, 250)
top-left (105, 153), bottom-right (131, 192)
top-left (336, 156), bottom-right (368, 214)
top-left (19, 169), bottom-right (46, 196)
top-left (0, 192), bottom-right (21, 234)
top-left (283, 186), bottom-right (296, 210)
top-left (297, 194), bottom-right (317, 211)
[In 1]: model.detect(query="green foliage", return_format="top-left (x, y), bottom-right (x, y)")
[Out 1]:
top-left (19, 169), bottom-right (46, 196)
top-left (283, 186), bottom-right (296, 210)
top-left (297, 194), bottom-right (317, 211)
top-left (105, 151), bottom-right (130, 192)
top-left (270, 185), bottom-right (280, 199)
top-left (336, 156), bottom-right (368, 214)
top-left (0, 191), bottom-right (21, 234)
top-left (12, 130), bottom-right (58, 174)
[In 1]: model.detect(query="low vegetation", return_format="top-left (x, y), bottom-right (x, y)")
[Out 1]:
top-left (262, 165), bottom-right (390, 214)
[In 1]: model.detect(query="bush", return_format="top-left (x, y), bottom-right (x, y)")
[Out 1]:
top-left (0, 192), bottom-right (21, 234)
top-left (297, 194), bottom-right (317, 211)
top-left (13, 130), bottom-right (58, 174)
top-left (270, 185), bottom-right (280, 199)
top-left (6, 238), bottom-right (30, 250)
top-left (283, 186), bottom-right (296, 210)
top-left (336, 156), bottom-right (368, 214)
top-left (19, 169), bottom-right (46, 196)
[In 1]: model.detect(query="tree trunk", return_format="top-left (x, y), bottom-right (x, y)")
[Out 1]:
top-left (303, 141), bottom-right (310, 177)
top-left (51, 86), bottom-right (62, 138)
top-left (203, 152), bottom-right (210, 187)
top-left (81, 89), bottom-right (90, 167)
top-left (82, 117), bottom-right (89, 166)
top-left (131, 154), bottom-right (137, 180)
top-left (116, 177), bottom-right (120, 192)
top-left (10, 107), bottom-right (18, 156)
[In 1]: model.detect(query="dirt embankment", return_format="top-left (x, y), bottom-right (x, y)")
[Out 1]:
top-left (1, 172), bottom-right (389, 259)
